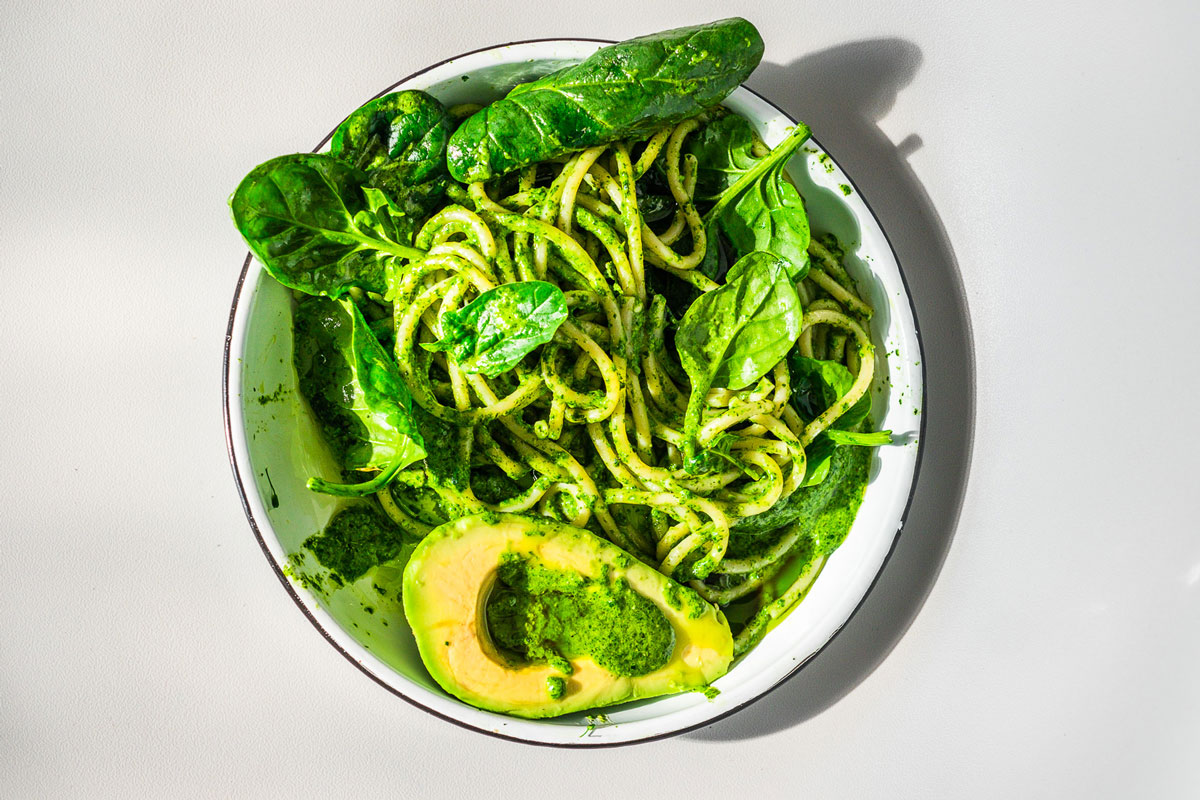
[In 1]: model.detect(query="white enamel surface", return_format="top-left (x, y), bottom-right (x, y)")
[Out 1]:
top-left (227, 41), bottom-right (923, 745)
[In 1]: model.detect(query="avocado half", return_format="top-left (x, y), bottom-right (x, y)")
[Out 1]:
top-left (402, 513), bottom-right (734, 719)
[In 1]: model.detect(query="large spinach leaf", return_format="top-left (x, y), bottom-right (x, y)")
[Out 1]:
top-left (330, 90), bottom-right (452, 220)
top-left (230, 153), bottom-right (424, 296)
top-left (446, 18), bottom-right (764, 182)
top-left (676, 252), bottom-right (802, 467)
top-left (294, 296), bottom-right (426, 496)
top-left (699, 122), bottom-right (812, 280)
top-left (423, 281), bottom-right (568, 376)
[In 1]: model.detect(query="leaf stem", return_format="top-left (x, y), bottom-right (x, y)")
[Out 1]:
top-left (379, 240), bottom-right (427, 262)
top-left (307, 458), bottom-right (407, 498)
top-left (681, 379), bottom-right (712, 473)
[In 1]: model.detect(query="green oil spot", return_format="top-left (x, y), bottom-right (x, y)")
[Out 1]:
top-left (256, 385), bottom-right (287, 405)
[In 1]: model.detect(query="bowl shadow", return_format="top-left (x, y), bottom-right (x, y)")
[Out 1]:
top-left (690, 39), bottom-right (975, 741)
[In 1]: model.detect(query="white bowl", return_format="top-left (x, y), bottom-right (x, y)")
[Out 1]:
top-left (223, 39), bottom-right (925, 746)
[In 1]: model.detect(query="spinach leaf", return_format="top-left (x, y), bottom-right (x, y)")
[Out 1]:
top-left (799, 434), bottom-right (835, 488)
top-left (679, 252), bottom-right (802, 390)
top-left (635, 164), bottom-right (677, 223)
top-left (686, 113), bottom-right (759, 202)
top-left (788, 354), bottom-right (870, 430)
top-left (293, 296), bottom-right (426, 496)
top-left (701, 123), bottom-right (812, 280)
top-left (788, 354), bottom-right (891, 488)
top-left (330, 90), bottom-right (452, 220)
top-left (423, 281), bottom-right (568, 376)
top-left (676, 252), bottom-right (802, 468)
top-left (722, 163), bottom-right (811, 278)
top-left (446, 18), bottom-right (764, 182)
top-left (231, 154), bottom-right (424, 296)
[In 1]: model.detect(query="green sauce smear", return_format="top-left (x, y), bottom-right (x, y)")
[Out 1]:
top-left (485, 554), bottom-right (675, 678)
top-left (304, 506), bottom-right (411, 586)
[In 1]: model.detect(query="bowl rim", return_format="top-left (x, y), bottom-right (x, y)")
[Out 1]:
top-left (222, 37), bottom-right (927, 747)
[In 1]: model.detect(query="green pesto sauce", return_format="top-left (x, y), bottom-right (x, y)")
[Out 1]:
top-left (470, 465), bottom-right (525, 505)
top-left (796, 443), bottom-right (871, 558)
top-left (661, 577), bottom-right (712, 619)
top-left (727, 441), bottom-right (870, 558)
top-left (720, 443), bottom-right (871, 629)
top-left (485, 553), bottom-right (675, 678)
top-left (303, 506), bottom-right (412, 585)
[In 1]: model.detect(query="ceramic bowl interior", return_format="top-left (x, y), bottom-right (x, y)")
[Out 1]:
top-left (224, 39), bottom-right (924, 746)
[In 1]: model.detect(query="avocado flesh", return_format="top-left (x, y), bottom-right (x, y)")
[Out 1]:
top-left (402, 513), bottom-right (734, 719)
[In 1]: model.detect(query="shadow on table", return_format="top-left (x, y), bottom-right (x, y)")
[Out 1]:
top-left (690, 39), bottom-right (976, 742)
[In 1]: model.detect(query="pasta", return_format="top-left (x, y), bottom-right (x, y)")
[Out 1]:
top-left (371, 115), bottom-right (876, 655)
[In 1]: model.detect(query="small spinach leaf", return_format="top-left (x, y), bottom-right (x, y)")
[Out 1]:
top-left (676, 252), bottom-right (802, 468)
top-left (787, 354), bottom-right (891, 488)
top-left (331, 90), bottom-right (452, 220)
top-left (799, 434), bottom-right (835, 488)
top-left (446, 18), bottom-right (764, 182)
top-left (788, 354), bottom-right (870, 430)
top-left (679, 252), bottom-right (802, 390)
top-left (423, 281), bottom-right (568, 377)
top-left (294, 296), bottom-right (426, 496)
top-left (701, 123), bottom-right (812, 280)
top-left (686, 113), bottom-right (760, 201)
top-left (231, 154), bottom-right (424, 296)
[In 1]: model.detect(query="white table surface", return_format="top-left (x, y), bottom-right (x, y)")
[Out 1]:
top-left (3, 1), bottom-right (1197, 796)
